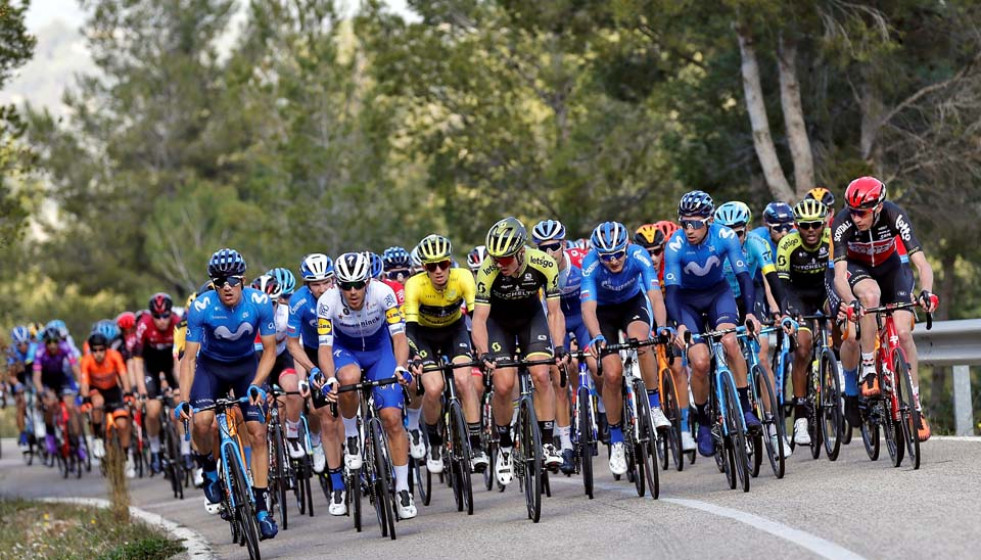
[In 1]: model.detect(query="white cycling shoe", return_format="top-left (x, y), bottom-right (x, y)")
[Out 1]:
top-left (328, 490), bottom-right (347, 516)
top-left (793, 418), bottom-right (812, 445)
top-left (396, 490), bottom-right (417, 519)
top-left (680, 430), bottom-right (696, 452)
top-left (651, 407), bottom-right (672, 430)
top-left (312, 442), bottom-right (326, 473)
top-left (496, 448), bottom-right (514, 485)
top-left (609, 442), bottom-right (627, 476)
top-left (543, 443), bottom-right (563, 469)
top-left (426, 446), bottom-right (444, 474)
top-left (344, 437), bottom-right (363, 470)
top-left (408, 429), bottom-right (427, 460)
top-left (286, 438), bottom-right (306, 460)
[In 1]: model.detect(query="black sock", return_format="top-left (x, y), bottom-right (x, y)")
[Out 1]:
top-left (540, 420), bottom-right (554, 443)
top-left (253, 487), bottom-right (268, 513)
top-left (93, 422), bottom-right (103, 437)
top-left (694, 402), bottom-right (709, 426)
top-left (467, 422), bottom-right (482, 450)
top-left (794, 397), bottom-right (808, 420)
top-left (737, 387), bottom-right (752, 414)
top-left (496, 424), bottom-right (513, 448)
top-left (426, 423), bottom-right (442, 447)
top-left (194, 451), bottom-right (217, 472)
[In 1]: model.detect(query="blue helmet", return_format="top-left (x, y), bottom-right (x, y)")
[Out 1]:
top-left (714, 201), bottom-right (752, 227)
top-left (532, 220), bottom-right (566, 244)
top-left (92, 319), bottom-right (120, 342)
top-left (46, 319), bottom-right (69, 339)
top-left (11, 326), bottom-right (30, 345)
top-left (207, 248), bottom-right (247, 277)
top-left (590, 221), bottom-right (628, 254)
top-left (300, 253), bottom-right (333, 281)
top-left (678, 190), bottom-right (714, 218)
top-left (762, 201), bottom-right (794, 225)
top-left (368, 252), bottom-right (385, 279)
top-left (382, 246), bottom-right (411, 271)
top-left (268, 267), bottom-right (296, 295)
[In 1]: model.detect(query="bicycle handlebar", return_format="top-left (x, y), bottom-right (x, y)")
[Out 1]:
top-left (862, 301), bottom-right (934, 331)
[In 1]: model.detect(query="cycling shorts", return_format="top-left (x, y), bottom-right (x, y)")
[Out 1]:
top-left (596, 292), bottom-right (653, 346)
top-left (189, 354), bottom-right (262, 422)
top-left (486, 307), bottom-right (553, 361)
top-left (143, 347), bottom-right (177, 399)
top-left (676, 283), bottom-right (740, 340)
top-left (845, 255), bottom-right (914, 306)
top-left (91, 385), bottom-right (127, 416)
top-left (412, 319), bottom-right (472, 366)
top-left (333, 341), bottom-right (404, 411)
top-left (564, 313), bottom-right (591, 351)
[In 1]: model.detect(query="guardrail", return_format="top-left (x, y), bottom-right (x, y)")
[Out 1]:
top-left (913, 319), bottom-right (981, 436)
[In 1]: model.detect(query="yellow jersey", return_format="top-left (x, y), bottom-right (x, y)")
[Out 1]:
top-left (403, 268), bottom-right (476, 328)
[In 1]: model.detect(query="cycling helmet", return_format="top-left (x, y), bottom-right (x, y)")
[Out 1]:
top-left (467, 246), bottom-right (488, 272)
top-left (793, 199), bottom-right (827, 222)
top-left (678, 190), bottom-right (714, 218)
top-left (251, 274), bottom-right (283, 299)
top-left (11, 326), bottom-right (30, 345)
top-left (590, 221), bottom-right (628, 254)
top-left (268, 267), bottom-right (296, 295)
top-left (654, 220), bottom-right (680, 241)
top-left (762, 201), bottom-right (795, 225)
top-left (93, 320), bottom-right (120, 342)
top-left (410, 245), bottom-right (422, 269)
top-left (844, 176), bottom-right (886, 210)
top-left (148, 292), bottom-right (174, 316)
top-left (417, 234), bottom-right (453, 264)
top-left (42, 326), bottom-right (62, 343)
top-left (532, 220), bottom-right (566, 244)
top-left (28, 322), bottom-right (44, 341)
top-left (368, 252), bottom-right (385, 279)
top-left (300, 253), bottom-right (333, 282)
top-left (115, 311), bottom-right (137, 331)
top-left (485, 217), bottom-right (527, 258)
top-left (47, 319), bottom-right (69, 339)
top-left (207, 248), bottom-right (247, 277)
top-left (714, 201), bottom-right (752, 227)
top-left (633, 224), bottom-right (664, 249)
top-left (87, 332), bottom-right (109, 349)
top-left (334, 252), bottom-right (372, 283)
top-left (382, 246), bottom-right (411, 271)
top-left (804, 187), bottom-right (835, 210)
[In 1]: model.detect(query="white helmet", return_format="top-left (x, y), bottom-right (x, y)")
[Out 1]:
top-left (410, 245), bottom-right (422, 269)
top-left (300, 253), bottom-right (333, 281)
top-left (467, 245), bottom-right (487, 272)
top-left (334, 252), bottom-right (371, 283)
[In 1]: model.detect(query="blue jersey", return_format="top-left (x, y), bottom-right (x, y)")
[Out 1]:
top-left (7, 342), bottom-right (37, 366)
top-left (287, 285), bottom-right (319, 350)
top-left (664, 224), bottom-right (748, 291)
top-left (723, 231), bottom-right (776, 297)
top-left (751, 226), bottom-right (781, 257)
top-left (187, 288), bottom-right (276, 362)
top-left (557, 253), bottom-right (584, 317)
top-left (581, 244), bottom-right (659, 305)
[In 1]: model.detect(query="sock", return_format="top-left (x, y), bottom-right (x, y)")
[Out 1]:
top-left (394, 464), bottom-right (409, 492)
top-left (694, 402), bottom-right (709, 426)
top-left (180, 438), bottom-right (191, 455)
top-left (406, 407), bottom-right (422, 431)
top-left (329, 467), bottom-right (345, 491)
top-left (204, 469), bottom-right (218, 483)
top-left (45, 423), bottom-right (55, 435)
top-left (540, 420), bottom-right (554, 443)
top-left (309, 429), bottom-right (321, 447)
top-left (861, 352), bottom-right (875, 370)
top-left (738, 387), bottom-right (752, 414)
top-left (510, 404), bottom-right (519, 426)
top-left (556, 425), bottom-right (572, 451)
top-left (647, 389), bottom-right (660, 409)
top-left (92, 422), bottom-right (103, 437)
top-left (843, 367), bottom-right (859, 397)
top-left (596, 397), bottom-right (606, 414)
top-left (794, 397), bottom-right (807, 420)
top-left (426, 423), bottom-right (442, 447)
top-left (149, 436), bottom-right (161, 454)
top-left (468, 422), bottom-right (481, 450)
top-left (285, 420), bottom-right (299, 439)
top-left (609, 422), bottom-right (624, 444)
top-left (680, 407), bottom-right (690, 431)
top-left (342, 416), bottom-right (359, 439)
top-left (195, 451), bottom-right (217, 472)
top-left (253, 487), bottom-right (268, 512)
top-left (244, 446), bottom-right (252, 467)
top-left (496, 424), bottom-right (513, 449)
top-left (913, 384), bottom-right (922, 410)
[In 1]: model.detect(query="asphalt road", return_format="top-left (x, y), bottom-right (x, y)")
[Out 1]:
top-left (2, 435), bottom-right (980, 560)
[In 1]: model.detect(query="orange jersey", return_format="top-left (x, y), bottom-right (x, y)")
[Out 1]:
top-left (81, 349), bottom-right (127, 391)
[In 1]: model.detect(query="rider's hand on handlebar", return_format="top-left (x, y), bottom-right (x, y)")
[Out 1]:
top-left (588, 334), bottom-right (607, 358)
top-left (554, 345), bottom-right (570, 366)
top-left (918, 290), bottom-right (939, 313)
top-left (479, 353), bottom-right (497, 372)
top-left (395, 366), bottom-right (413, 387)
top-left (323, 377), bottom-right (339, 403)
top-left (744, 313), bottom-right (760, 337)
top-left (846, 300), bottom-right (863, 322)
top-left (174, 401), bottom-right (191, 421)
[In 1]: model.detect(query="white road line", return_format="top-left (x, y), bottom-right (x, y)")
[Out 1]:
top-left (551, 477), bottom-right (866, 560)
top-left (931, 436), bottom-right (981, 442)
top-left (39, 496), bottom-right (214, 559)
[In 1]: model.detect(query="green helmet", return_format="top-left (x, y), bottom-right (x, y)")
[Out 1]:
top-left (417, 234), bottom-right (453, 264)
top-left (485, 217), bottom-right (527, 258)
top-left (793, 198), bottom-right (827, 222)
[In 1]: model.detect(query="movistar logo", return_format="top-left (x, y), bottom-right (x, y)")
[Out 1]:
top-left (214, 323), bottom-right (254, 341)
top-left (684, 256), bottom-right (721, 276)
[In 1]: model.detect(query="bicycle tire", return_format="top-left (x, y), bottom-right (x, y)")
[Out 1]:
top-left (350, 467), bottom-right (362, 532)
top-left (229, 452), bottom-right (261, 560)
top-left (449, 400), bottom-right (474, 515)
top-left (480, 393), bottom-right (496, 492)
top-left (756, 365), bottom-right (785, 479)
top-left (820, 349), bottom-right (843, 461)
top-left (808, 366), bottom-right (822, 460)
top-left (369, 418), bottom-right (396, 540)
top-left (722, 374), bottom-right (750, 493)
top-left (633, 379), bottom-right (659, 500)
top-left (269, 421), bottom-right (287, 530)
top-left (747, 365), bottom-right (764, 478)
top-left (518, 398), bottom-right (542, 523)
top-left (881, 369), bottom-right (904, 468)
top-left (894, 351), bottom-right (920, 470)
top-left (576, 386), bottom-right (594, 499)
top-left (660, 371), bottom-right (681, 472)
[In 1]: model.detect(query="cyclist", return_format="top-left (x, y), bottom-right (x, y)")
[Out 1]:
top-left (831, 177), bottom-right (937, 441)
top-left (116, 311), bottom-right (140, 389)
top-left (404, 234), bottom-right (486, 473)
top-left (33, 326), bottom-right (83, 458)
top-left (467, 246), bottom-right (488, 276)
top-left (532, 219), bottom-right (591, 473)
top-left (286, 254), bottom-right (335, 489)
top-left (7, 326), bottom-right (36, 451)
top-left (174, 282), bottom-right (213, 482)
top-left (633, 223), bottom-right (696, 453)
top-left (314, 252), bottom-right (418, 519)
top-left (581, 221), bottom-right (670, 475)
top-left (410, 245), bottom-right (423, 275)
top-left (383, 246), bottom-right (413, 286)
top-left (371, 252), bottom-right (406, 306)
top-left (752, 201), bottom-right (796, 258)
top-left (47, 320), bottom-right (80, 359)
top-left (176, 248), bottom-right (279, 540)
top-left (664, 191), bottom-right (762, 457)
top-left (133, 292), bottom-right (180, 474)
top-left (472, 217), bottom-right (568, 484)
top-left (80, 332), bottom-right (135, 478)
top-left (804, 187), bottom-right (836, 228)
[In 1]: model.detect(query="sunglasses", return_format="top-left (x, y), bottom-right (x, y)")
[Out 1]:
top-left (212, 275), bottom-right (245, 288)
top-left (537, 242), bottom-right (562, 253)
top-left (797, 221), bottom-right (824, 231)
top-left (849, 207), bottom-right (874, 217)
top-left (424, 260), bottom-right (451, 273)
top-left (386, 269), bottom-right (409, 280)
top-left (152, 312), bottom-right (172, 320)
top-left (338, 280), bottom-right (367, 291)
top-left (680, 219), bottom-right (708, 230)
top-left (91, 346), bottom-right (106, 353)
top-left (493, 255), bottom-right (517, 267)
top-left (647, 247), bottom-right (664, 257)
top-left (767, 223), bottom-right (793, 233)
top-left (599, 251), bottom-right (626, 262)
top-left (731, 228), bottom-right (747, 237)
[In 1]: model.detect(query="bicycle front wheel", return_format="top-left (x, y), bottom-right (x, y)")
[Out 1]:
top-left (633, 379), bottom-right (659, 500)
top-left (229, 454), bottom-right (261, 560)
top-left (756, 364), bottom-right (785, 479)
top-left (722, 374), bottom-right (750, 493)
top-left (661, 371), bottom-right (683, 472)
top-left (576, 386), bottom-right (594, 499)
top-left (894, 351), bottom-right (921, 470)
top-left (367, 418), bottom-right (395, 539)
top-left (268, 421), bottom-right (287, 529)
top-left (518, 399), bottom-right (542, 523)
top-left (449, 400), bottom-right (474, 515)
top-left (820, 349), bottom-right (843, 461)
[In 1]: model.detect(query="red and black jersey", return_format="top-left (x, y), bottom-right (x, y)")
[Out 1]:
top-left (133, 313), bottom-right (180, 356)
top-left (831, 201), bottom-right (922, 267)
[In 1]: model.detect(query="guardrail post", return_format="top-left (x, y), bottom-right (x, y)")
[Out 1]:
top-left (953, 365), bottom-right (974, 436)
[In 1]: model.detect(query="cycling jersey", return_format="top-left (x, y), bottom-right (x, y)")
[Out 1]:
top-left (287, 285), bottom-right (320, 351)
top-left (750, 225), bottom-right (783, 258)
top-left (777, 229), bottom-right (831, 293)
top-left (32, 344), bottom-right (77, 390)
top-left (80, 349), bottom-right (127, 391)
top-left (580, 244), bottom-right (659, 305)
top-left (474, 247), bottom-right (560, 319)
top-left (6, 342), bottom-right (36, 385)
top-left (134, 313), bottom-right (179, 356)
top-left (556, 251), bottom-right (584, 316)
top-left (186, 288), bottom-right (276, 362)
top-left (403, 268), bottom-right (476, 328)
top-left (722, 231), bottom-right (776, 297)
top-left (254, 302), bottom-right (290, 355)
top-left (831, 201), bottom-right (922, 267)
top-left (316, 281), bottom-right (405, 351)
top-left (381, 278), bottom-right (406, 306)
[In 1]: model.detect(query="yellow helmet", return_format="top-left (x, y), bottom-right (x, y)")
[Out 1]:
top-left (793, 198), bottom-right (827, 223)
top-left (633, 224), bottom-right (663, 248)
top-left (485, 217), bottom-right (527, 258)
top-left (804, 187), bottom-right (835, 212)
top-left (417, 234), bottom-right (453, 264)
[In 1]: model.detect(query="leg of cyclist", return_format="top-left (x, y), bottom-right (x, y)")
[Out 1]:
top-left (791, 326), bottom-right (813, 445)
top-left (418, 361), bottom-right (445, 473)
top-left (549, 363), bottom-right (572, 469)
top-left (491, 366), bottom-right (517, 485)
top-left (852, 278), bottom-right (882, 396)
top-left (669, 357), bottom-right (695, 451)
top-left (90, 390), bottom-right (106, 458)
top-left (144, 382), bottom-right (163, 474)
top-left (599, 346), bottom-right (627, 475)
top-left (528, 360), bottom-right (558, 468)
top-left (115, 410), bottom-right (135, 478)
top-left (453, 354), bottom-right (488, 471)
top-left (15, 388), bottom-right (27, 449)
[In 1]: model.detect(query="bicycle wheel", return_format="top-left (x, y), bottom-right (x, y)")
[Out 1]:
top-left (369, 418), bottom-right (396, 540)
top-left (860, 401), bottom-right (880, 461)
top-left (576, 386), bottom-right (594, 499)
top-left (820, 349), bottom-right (843, 461)
top-left (756, 365), bottom-right (785, 479)
top-left (722, 374), bottom-right (750, 493)
top-left (881, 372), bottom-right (905, 468)
top-left (746, 366), bottom-right (764, 479)
top-left (633, 379), bottom-right (659, 500)
top-left (808, 367), bottom-right (823, 460)
top-left (518, 399), bottom-right (542, 523)
top-left (268, 421), bottom-right (287, 530)
top-left (449, 400), bottom-right (474, 515)
top-left (894, 351), bottom-right (921, 470)
top-left (229, 453), bottom-right (261, 560)
top-left (660, 372), bottom-right (682, 472)
top-left (349, 467), bottom-right (362, 532)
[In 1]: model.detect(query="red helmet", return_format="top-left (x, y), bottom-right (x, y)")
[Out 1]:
top-left (148, 292), bottom-right (174, 317)
top-left (653, 220), bottom-right (680, 241)
top-left (115, 311), bottom-right (137, 330)
top-left (844, 177), bottom-right (886, 210)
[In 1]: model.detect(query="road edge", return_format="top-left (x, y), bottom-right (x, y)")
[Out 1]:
top-left (38, 496), bottom-right (215, 559)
